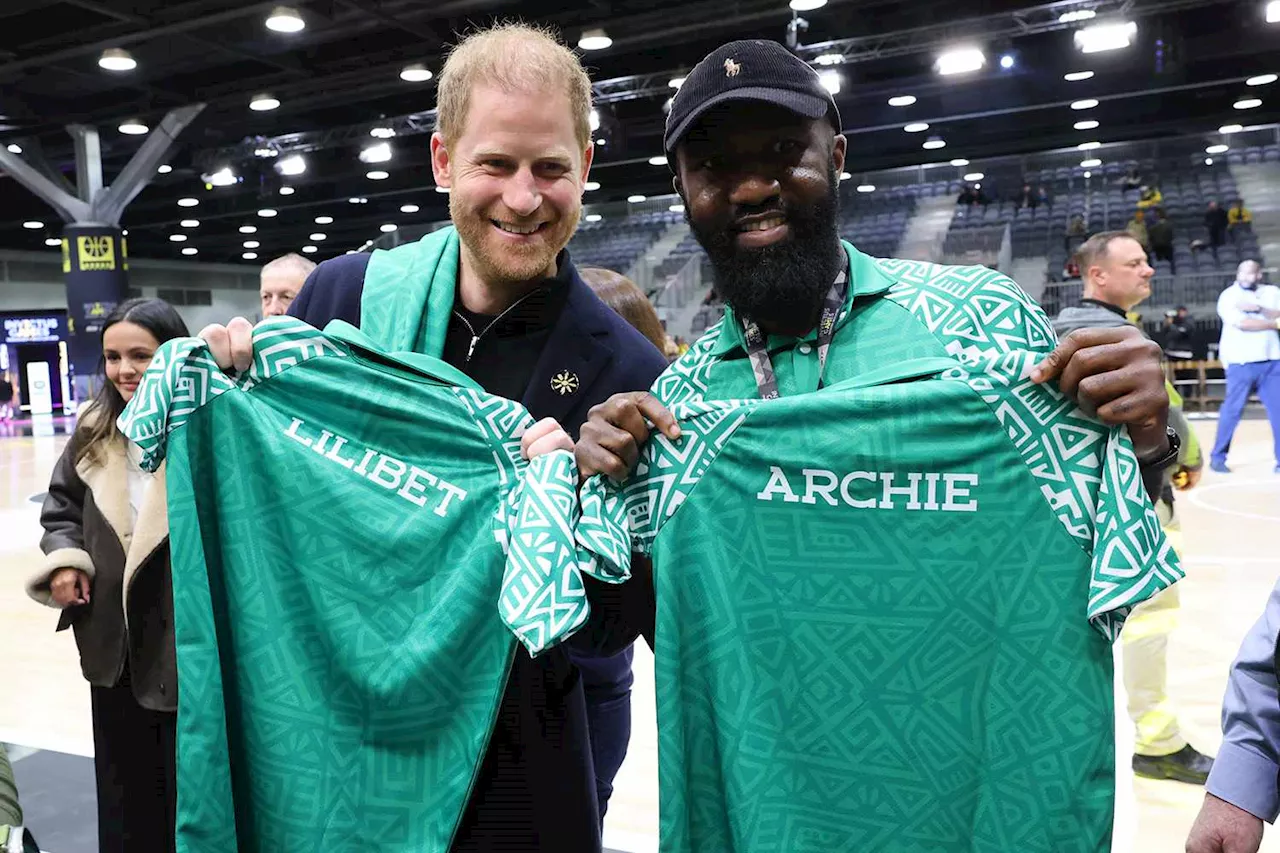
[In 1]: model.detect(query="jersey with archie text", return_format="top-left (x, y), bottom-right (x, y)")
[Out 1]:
top-left (118, 317), bottom-right (607, 853)
top-left (576, 256), bottom-right (1182, 853)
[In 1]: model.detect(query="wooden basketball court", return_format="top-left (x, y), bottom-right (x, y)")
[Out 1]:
top-left (2, 417), bottom-right (1277, 852)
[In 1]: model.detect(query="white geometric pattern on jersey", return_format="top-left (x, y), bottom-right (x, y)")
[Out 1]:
top-left (875, 259), bottom-right (1180, 639)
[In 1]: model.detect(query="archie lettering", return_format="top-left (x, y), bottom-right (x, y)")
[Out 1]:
top-left (757, 466), bottom-right (978, 512)
top-left (283, 417), bottom-right (468, 516)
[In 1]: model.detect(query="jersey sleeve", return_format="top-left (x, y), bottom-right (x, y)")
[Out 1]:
top-left (118, 317), bottom-right (347, 472)
top-left (882, 262), bottom-right (1183, 640)
top-left (117, 337), bottom-right (238, 472)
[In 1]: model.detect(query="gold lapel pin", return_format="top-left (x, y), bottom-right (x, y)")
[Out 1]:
top-left (551, 371), bottom-right (580, 395)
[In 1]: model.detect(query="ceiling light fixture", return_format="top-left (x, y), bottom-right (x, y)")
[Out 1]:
top-left (585, 214), bottom-right (603, 223)
top-left (1206, 143), bottom-right (1230, 154)
top-left (400, 205), bottom-right (419, 214)
top-left (309, 233), bottom-right (327, 241)
top-left (370, 126), bottom-right (396, 138)
top-left (936, 47), bottom-right (985, 76)
top-left (98, 48), bottom-right (137, 71)
top-left (888, 95), bottom-right (917, 107)
top-left (157, 163), bottom-right (171, 173)
top-left (6, 143), bottom-right (22, 154)
top-left (182, 247), bottom-right (198, 256)
top-left (360, 142), bottom-right (393, 164)
top-left (584, 181), bottom-right (601, 191)
top-left (243, 252), bottom-right (258, 260)
top-left (239, 225), bottom-right (257, 234)
top-left (366, 170), bottom-right (390, 180)
top-left (22, 221), bottom-right (43, 230)
top-left (277, 154), bottom-right (306, 176)
top-left (922, 136), bottom-right (947, 150)
top-left (999, 54), bottom-right (1015, 69)
top-left (206, 166), bottom-right (237, 186)
top-left (648, 155), bottom-right (668, 166)
top-left (819, 70), bottom-right (841, 94)
top-left (348, 197), bottom-right (367, 204)
top-left (789, 0), bottom-right (827, 9)
top-left (1074, 119), bottom-right (1100, 130)
top-left (302, 245), bottom-right (318, 254)
top-left (1234, 98), bottom-right (1263, 109)
top-left (400, 64), bottom-right (432, 83)
top-left (1059, 9), bottom-right (1097, 23)
top-left (578, 28), bottom-right (612, 50)
top-left (180, 219), bottom-right (199, 228)
top-left (1080, 158), bottom-right (1102, 167)
top-left (315, 216), bottom-right (334, 224)
top-left (669, 203), bottom-right (685, 212)
top-left (1071, 98), bottom-right (1099, 110)
top-left (904, 122), bottom-right (930, 133)
top-left (1205, 157), bottom-right (1214, 165)
top-left (1247, 73), bottom-right (1278, 86)
top-left (118, 119), bottom-right (149, 135)
top-left (839, 171), bottom-right (851, 180)
top-left (964, 172), bottom-right (985, 181)
top-left (950, 158), bottom-right (970, 166)
top-left (1077, 140), bottom-right (1101, 150)
top-left (627, 194), bottom-right (647, 203)
top-left (434, 186), bottom-right (449, 193)
top-left (814, 53), bottom-right (844, 66)
top-left (243, 240), bottom-right (260, 249)
top-left (279, 186), bottom-right (295, 195)
top-left (258, 208), bottom-right (278, 218)
top-left (668, 77), bottom-right (686, 89)
top-left (1074, 21), bottom-right (1137, 54)
top-left (1268, 0), bottom-right (1280, 23)
top-left (380, 223), bottom-right (398, 233)
top-left (265, 6), bottom-right (305, 33)
top-left (178, 197), bottom-right (199, 207)
top-left (45, 237), bottom-right (61, 247)
top-left (856, 184), bottom-right (875, 193)
top-left (1064, 70), bottom-right (1095, 82)
top-left (589, 109), bottom-right (600, 131)
top-left (1219, 123), bottom-right (1244, 133)
top-left (168, 234), bottom-right (187, 242)
top-left (250, 93), bottom-right (281, 111)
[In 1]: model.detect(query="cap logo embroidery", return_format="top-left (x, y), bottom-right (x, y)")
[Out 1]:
top-left (724, 58), bottom-right (741, 77)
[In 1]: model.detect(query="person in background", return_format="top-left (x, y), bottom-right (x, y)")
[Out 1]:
top-left (1148, 207), bottom-right (1176, 274)
top-left (957, 183), bottom-right (977, 207)
top-left (1186, 577), bottom-right (1280, 853)
top-left (1051, 231), bottom-right (1213, 786)
top-left (0, 371), bottom-right (13, 420)
top-left (1065, 212), bottom-right (1089, 253)
top-left (1121, 166), bottom-right (1143, 192)
top-left (1209, 260), bottom-right (1280, 474)
top-left (26, 298), bottom-right (190, 853)
top-left (1163, 306), bottom-right (1195, 361)
top-left (259, 253), bottom-right (316, 317)
top-left (1228, 199), bottom-right (1253, 241)
top-left (0, 742), bottom-right (37, 853)
top-left (1137, 185), bottom-right (1164, 210)
top-left (1037, 184), bottom-right (1051, 207)
top-left (579, 267), bottom-right (668, 352)
top-left (1127, 208), bottom-right (1150, 250)
top-left (1014, 183), bottom-right (1038, 210)
top-left (1205, 201), bottom-right (1229, 261)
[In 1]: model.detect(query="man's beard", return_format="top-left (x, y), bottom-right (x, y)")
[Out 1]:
top-left (688, 169), bottom-right (844, 334)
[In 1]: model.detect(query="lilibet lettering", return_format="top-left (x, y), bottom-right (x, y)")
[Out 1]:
top-left (283, 417), bottom-right (468, 516)
top-left (757, 466), bottom-right (980, 512)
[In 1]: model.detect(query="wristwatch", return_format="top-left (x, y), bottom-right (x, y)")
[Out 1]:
top-left (1136, 426), bottom-right (1180, 470)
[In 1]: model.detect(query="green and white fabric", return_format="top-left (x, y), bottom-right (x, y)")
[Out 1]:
top-left (118, 316), bottom-right (622, 853)
top-left (576, 251), bottom-right (1182, 852)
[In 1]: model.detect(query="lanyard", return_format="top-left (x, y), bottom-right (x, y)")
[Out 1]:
top-left (741, 270), bottom-right (848, 400)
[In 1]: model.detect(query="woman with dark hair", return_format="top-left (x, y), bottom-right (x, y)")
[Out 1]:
top-left (26, 298), bottom-right (189, 853)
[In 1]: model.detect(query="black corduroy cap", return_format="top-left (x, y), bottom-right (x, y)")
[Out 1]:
top-left (663, 40), bottom-right (841, 159)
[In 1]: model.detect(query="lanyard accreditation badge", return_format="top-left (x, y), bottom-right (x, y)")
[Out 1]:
top-left (741, 269), bottom-right (848, 400)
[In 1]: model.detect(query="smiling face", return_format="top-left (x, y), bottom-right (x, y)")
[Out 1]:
top-left (102, 320), bottom-right (161, 402)
top-left (674, 102), bottom-right (846, 335)
top-left (431, 83), bottom-right (592, 292)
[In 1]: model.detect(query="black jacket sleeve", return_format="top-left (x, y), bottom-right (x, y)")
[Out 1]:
top-left (574, 555), bottom-right (655, 655)
top-left (29, 434), bottom-right (96, 605)
top-left (288, 252), bottom-right (370, 329)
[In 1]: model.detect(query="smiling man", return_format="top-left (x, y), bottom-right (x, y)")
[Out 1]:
top-left (198, 22), bottom-right (666, 853)
top-left (571, 39), bottom-right (1185, 852)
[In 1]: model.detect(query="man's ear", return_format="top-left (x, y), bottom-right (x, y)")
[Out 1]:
top-left (672, 173), bottom-right (684, 200)
top-left (580, 142), bottom-right (595, 189)
top-left (430, 132), bottom-right (451, 189)
top-left (831, 133), bottom-right (847, 176)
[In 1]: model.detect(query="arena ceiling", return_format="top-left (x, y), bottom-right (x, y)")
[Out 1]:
top-left (0, 0), bottom-right (1277, 264)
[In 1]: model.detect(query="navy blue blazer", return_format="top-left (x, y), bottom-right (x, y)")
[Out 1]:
top-left (288, 250), bottom-right (665, 852)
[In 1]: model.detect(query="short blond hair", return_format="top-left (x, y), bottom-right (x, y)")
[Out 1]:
top-left (261, 252), bottom-right (316, 282)
top-left (435, 22), bottom-right (594, 149)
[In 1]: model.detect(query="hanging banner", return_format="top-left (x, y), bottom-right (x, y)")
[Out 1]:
top-left (63, 225), bottom-right (128, 382)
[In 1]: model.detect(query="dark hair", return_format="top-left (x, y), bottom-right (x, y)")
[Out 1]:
top-left (76, 298), bottom-right (189, 466)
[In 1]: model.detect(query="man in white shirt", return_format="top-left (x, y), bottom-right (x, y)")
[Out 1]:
top-left (1210, 260), bottom-right (1280, 473)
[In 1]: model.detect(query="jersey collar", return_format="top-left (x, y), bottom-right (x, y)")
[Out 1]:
top-left (710, 240), bottom-right (894, 358)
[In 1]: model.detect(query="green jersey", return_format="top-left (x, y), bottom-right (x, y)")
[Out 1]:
top-left (577, 250), bottom-right (1181, 852)
top-left (118, 317), bottom-right (614, 853)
